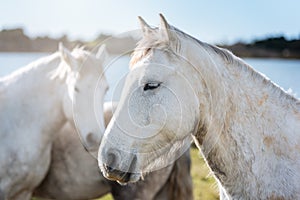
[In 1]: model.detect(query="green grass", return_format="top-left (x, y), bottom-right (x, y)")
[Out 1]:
top-left (97, 147), bottom-right (219, 200)
top-left (190, 147), bottom-right (219, 200)
top-left (97, 194), bottom-right (113, 200)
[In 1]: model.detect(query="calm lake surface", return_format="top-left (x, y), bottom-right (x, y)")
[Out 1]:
top-left (0, 53), bottom-right (299, 100)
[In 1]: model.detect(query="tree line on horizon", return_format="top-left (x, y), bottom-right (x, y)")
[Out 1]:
top-left (0, 28), bottom-right (299, 58)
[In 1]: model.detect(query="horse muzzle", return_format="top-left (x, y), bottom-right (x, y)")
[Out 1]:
top-left (99, 144), bottom-right (142, 183)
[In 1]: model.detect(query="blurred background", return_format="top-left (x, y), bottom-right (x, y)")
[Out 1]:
top-left (1, 0), bottom-right (300, 97)
top-left (1, 1), bottom-right (299, 199)
top-left (1, 0), bottom-right (300, 52)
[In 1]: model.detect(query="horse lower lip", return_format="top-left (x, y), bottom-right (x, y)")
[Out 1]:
top-left (117, 180), bottom-right (129, 185)
top-left (106, 172), bottom-right (131, 183)
top-left (103, 165), bottom-right (132, 183)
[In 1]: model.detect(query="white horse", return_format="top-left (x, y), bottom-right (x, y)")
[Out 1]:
top-left (0, 44), bottom-right (108, 200)
top-left (98, 14), bottom-right (300, 199)
top-left (34, 102), bottom-right (193, 200)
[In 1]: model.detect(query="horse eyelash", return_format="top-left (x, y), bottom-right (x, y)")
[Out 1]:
top-left (143, 82), bottom-right (161, 91)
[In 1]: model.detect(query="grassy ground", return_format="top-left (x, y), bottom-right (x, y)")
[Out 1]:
top-left (190, 147), bottom-right (219, 200)
top-left (98, 147), bottom-right (219, 200)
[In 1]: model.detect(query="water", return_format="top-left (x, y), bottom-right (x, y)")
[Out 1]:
top-left (0, 52), bottom-right (49, 76)
top-left (244, 58), bottom-right (300, 97)
top-left (0, 53), bottom-right (299, 100)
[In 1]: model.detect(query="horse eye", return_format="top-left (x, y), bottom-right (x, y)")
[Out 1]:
top-left (143, 82), bottom-right (161, 91)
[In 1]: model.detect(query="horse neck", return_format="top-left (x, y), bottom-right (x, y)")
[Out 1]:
top-left (182, 40), bottom-right (300, 196)
top-left (0, 53), bottom-right (68, 137)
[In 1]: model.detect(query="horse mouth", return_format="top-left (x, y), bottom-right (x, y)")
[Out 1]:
top-left (102, 164), bottom-right (134, 184)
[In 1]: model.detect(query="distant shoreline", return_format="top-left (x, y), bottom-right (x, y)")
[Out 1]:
top-left (1, 52), bottom-right (300, 61)
top-left (0, 28), bottom-right (299, 59)
top-left (219, 36), bottom-right (300, 59)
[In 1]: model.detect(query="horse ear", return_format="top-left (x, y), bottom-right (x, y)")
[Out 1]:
top-left (59, 42), bottom-right (78, 69)
top-left (159, 13), bottom-right (174, 42)
top-left (96, 44), bottom-right (109, 66)
top-left (138, 16), bottom-right (153, 36)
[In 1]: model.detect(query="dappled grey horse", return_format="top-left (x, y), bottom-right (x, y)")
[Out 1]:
top-left (98, 14), bottom-right (300, 199)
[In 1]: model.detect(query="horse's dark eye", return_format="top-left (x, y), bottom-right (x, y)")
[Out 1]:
top-left (143, 82), bottom-right (161, 91)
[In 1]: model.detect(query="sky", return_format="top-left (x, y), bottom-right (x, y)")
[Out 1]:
top-left (1, 0), bottom-right (300, 44)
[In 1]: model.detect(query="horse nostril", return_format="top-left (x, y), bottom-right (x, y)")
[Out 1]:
top-left (86, 132), bottom-right (98, 145)
top-left (106, 165), bottom-right (115, 173)
top-left (107, 151), bottom-right (117, 168)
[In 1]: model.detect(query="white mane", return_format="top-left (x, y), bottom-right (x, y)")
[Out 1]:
top-left (161, 21), bottom-right (300, 199)
top-left (0, 52), bottom-right (61, 83)
top-left (50, 47), bottom-right (86, 80)
top-left (131, 25), bottom-right (299, 105)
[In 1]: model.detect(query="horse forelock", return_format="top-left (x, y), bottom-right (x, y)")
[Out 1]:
top-left (130, 24), bottom-right (236, 69)
top-left (73, 48), bottom-right (106, 75)
top-left (129, 24), bottom-right (187, 69)
top-left (50, 53), bottom-right (72, 80)
top-left (130, 33), bottom-right (169, 69)
top-left (51, 48), bottom-right (103, 80)
top-left (71, 47), bottom-right (90, 62)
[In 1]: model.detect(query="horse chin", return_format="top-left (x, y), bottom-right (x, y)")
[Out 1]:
top-left (117, 181), bottom-right (128, 185)
top-left (117, 173), bottom-right (142, 185)
top-left (100, 164), bottom-right (142, 184)
top-left (105, 172), bottom-right (142, 184)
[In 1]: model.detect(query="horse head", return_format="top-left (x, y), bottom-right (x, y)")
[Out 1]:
top-left (58, 43), bottom-right (109, 154)
top-left (98, 15), bottom-right (199, 183)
